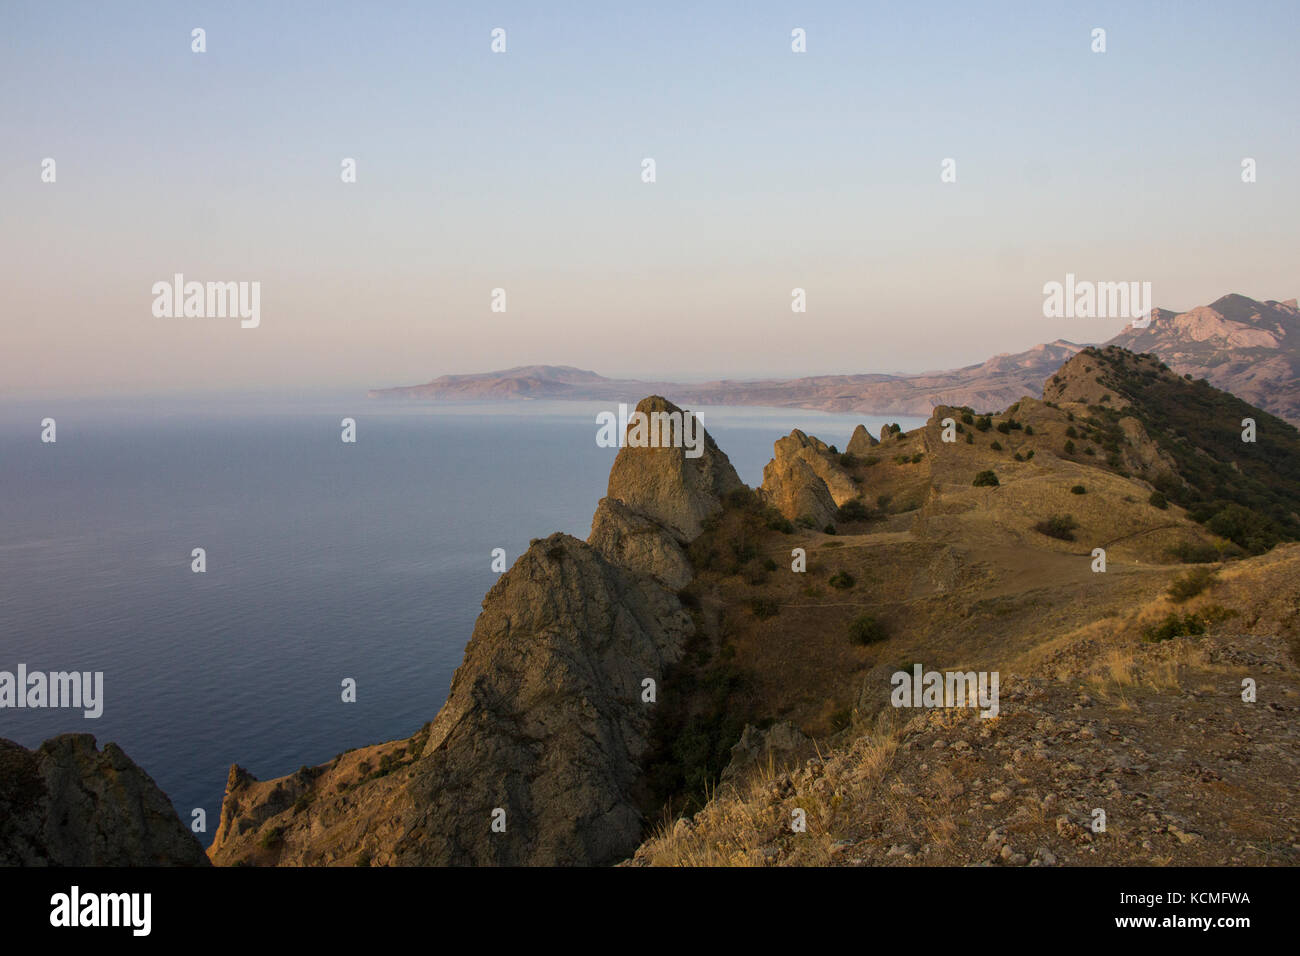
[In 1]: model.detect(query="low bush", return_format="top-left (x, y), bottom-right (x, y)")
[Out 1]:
top-left (1034, 514), bottom-right (1079, 541)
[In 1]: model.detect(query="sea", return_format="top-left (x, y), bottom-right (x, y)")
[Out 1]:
top-left (0, 394), bottom-right (925, 835)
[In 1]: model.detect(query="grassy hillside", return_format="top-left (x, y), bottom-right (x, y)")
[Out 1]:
top-left (1049, 346), bottom-right (1300, 552)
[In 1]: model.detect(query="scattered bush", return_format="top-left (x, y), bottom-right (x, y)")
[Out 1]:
top-left (848, 614), bottom-right (889, 646)
top-left (1034, 514), bottom-right (1079, 541)
top-left (1070, 485), bottom-right (1086, 495)
top-left (990, 441), bottom-right (1002, 451)
top-left (837, 498), bottom-right (871, 522)
top-left (972, 470), bottom-right (999, 487)
top-left (828, 571), bottom-right (855, 590)
top-left (1167, 566), bottom-right (1215, 603)
top-left (1164, 542), bottom-right (1218, 564)
top-left (1141, 612), bottom-right (1206, 643)
top-left (259, 825), bottom-right (286, 850)
top-left (838, 452), bottom-right (857, 468)
top-left (1148, 491), bottom-right (1168, 510)
top-left (749, 597), bottom-right (779, 619)
top-left (766, 513), bottom-right (794, 534)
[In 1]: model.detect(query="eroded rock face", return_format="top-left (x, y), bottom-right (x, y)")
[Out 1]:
top-left (847, 424), bottom-right (879, 456)
top-left (588, 496), bottom-right (694, 589)
top-left (759, 428), bottom-right (859, 525)
top-left (0, 734), bottom-right (209, 866)
top-left (208, 533), bottom-right (693, 867)
top-left (588, 395), bottom-right (743, 585)
top-left (761, 453), bottom-right (839, 528)
top-left (601, 396), bottom-right (745, 540)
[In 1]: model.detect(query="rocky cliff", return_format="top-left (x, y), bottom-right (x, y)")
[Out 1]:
top-left (209, 396), bottom-right (741, 866)
top-left (0, 734), bottom-right (209, 866)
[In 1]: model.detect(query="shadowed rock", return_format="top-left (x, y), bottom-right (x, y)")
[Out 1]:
top-left (0, 734), bottom-right (209, 866)
top-left (209, 533), bottom-right (692, 866)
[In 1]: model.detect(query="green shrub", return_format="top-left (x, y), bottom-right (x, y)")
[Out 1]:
top-left (828, 571), bottom-right (855, 590)
top-left (1070, 485), bottom-right (1086, 495)
top-left (1034, 514), bottom-right (1079, 541)
top-left (1167, 566), bottom-right (1215, 603)
top-left (837, 498), bottom-right (871, 522)
top-left (1141, 613), bottom-right (1206, 643)
top-left (838, 452), bottom-right (856, 468)
top-left (848, 615), bottom-right (889, 646)
top-left (1148, 490), bottom-right (1168, 509)
top-left (972, 470), bottom-right (999, 487)
top-left (990, 441), bottom-right (1002, 451)
top-left (750, 597), bottom-right (779, 619)
top-left (1164, 542), bottom-right (1218, 564)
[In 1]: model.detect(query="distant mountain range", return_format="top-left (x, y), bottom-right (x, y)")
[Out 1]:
top-left (369, 293), bottom-right (1300, 424)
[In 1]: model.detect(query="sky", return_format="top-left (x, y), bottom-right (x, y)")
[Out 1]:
top-left (2, 0), bottom-right (1297, 398)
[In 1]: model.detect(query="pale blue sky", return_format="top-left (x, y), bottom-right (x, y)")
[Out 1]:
top-left (2, 1), bottom-right (1297, 397)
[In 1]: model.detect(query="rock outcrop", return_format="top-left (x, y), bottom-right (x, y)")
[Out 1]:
top-left (209, 396), bottom-right (728, 867)
top-left (0, 734), bottom-right (209, 866)
top-left (759, 428), bottom-right (862, 526)
top-left (720, 722), bottom-right (814, 786)
top-left (847, 424), bottom-right (879, 456)
top-left (588, 395), bottom-right (744, 587)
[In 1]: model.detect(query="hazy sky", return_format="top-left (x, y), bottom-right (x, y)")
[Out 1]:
top-left (3, 0), bottom-right (1297, 398)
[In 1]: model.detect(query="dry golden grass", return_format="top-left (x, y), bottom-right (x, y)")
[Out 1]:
top-left (637, 716), bottom-right (901, 867)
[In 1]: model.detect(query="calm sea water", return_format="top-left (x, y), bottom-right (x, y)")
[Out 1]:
top-left (0, 395), bottom-right (923, 835)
